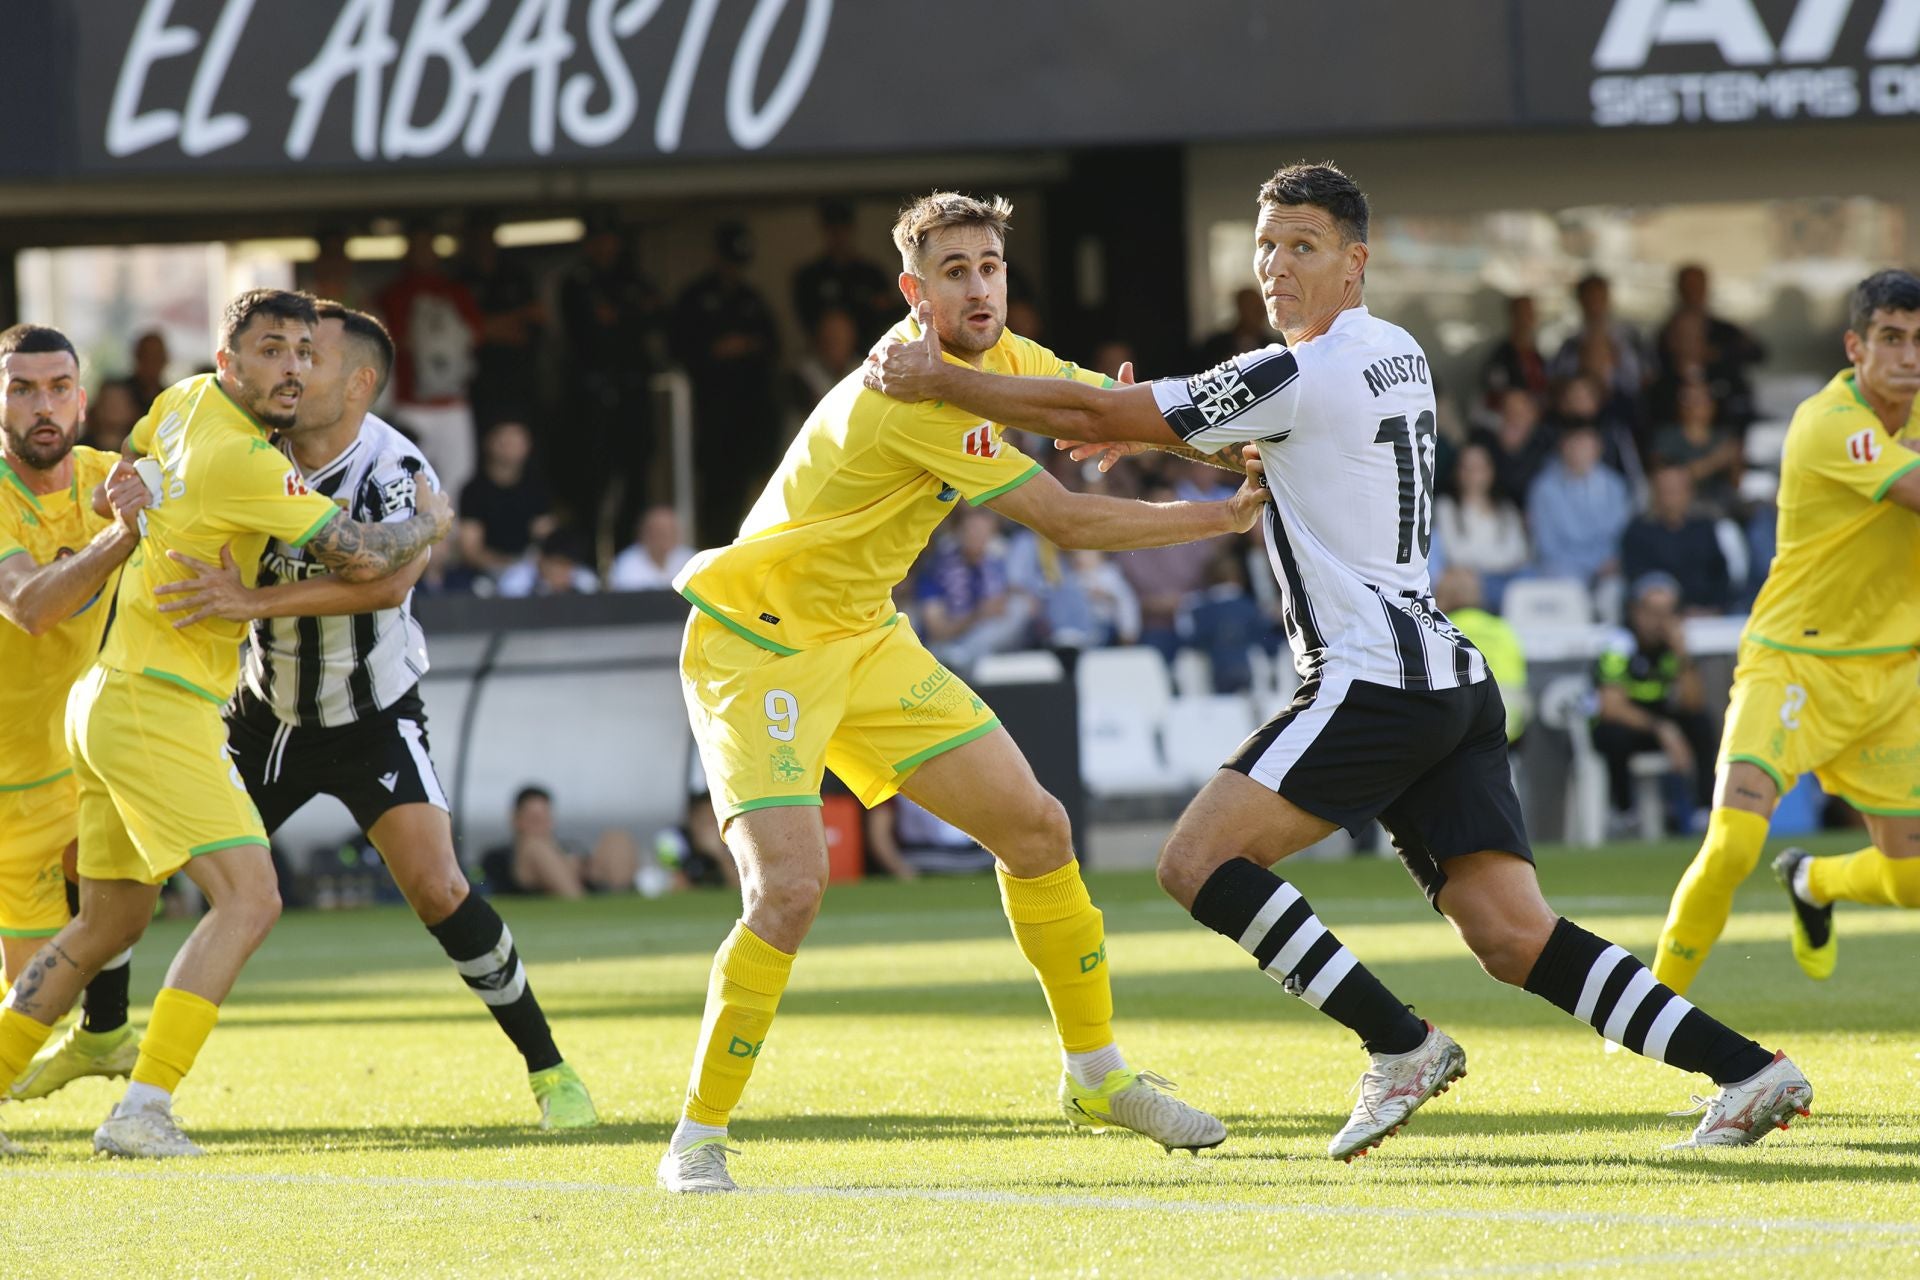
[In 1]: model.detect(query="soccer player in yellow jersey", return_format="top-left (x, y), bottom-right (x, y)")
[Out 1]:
top-left (0, 290), bottom-right (453, 1158)
top-left (1654, 269), bottom-right (1920, 995)
top-left (0, 325), bottom-right (154, 1149)
top-left (658, 193), bottom-right (1259, 1192)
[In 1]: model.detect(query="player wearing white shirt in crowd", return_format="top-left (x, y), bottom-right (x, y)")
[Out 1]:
top-left (868, 162), bottom-right (1809, 1160)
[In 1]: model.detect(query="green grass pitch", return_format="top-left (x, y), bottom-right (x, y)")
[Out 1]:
top-left (2, 836), bottom-right (1916, 1278)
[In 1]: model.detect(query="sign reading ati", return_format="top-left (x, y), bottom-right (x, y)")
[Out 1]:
top-left (1522, 0), bottom-right (1920, 128)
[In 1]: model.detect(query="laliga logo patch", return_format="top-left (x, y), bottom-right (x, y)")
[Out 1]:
top-left (284, 470), bottom-right (311, 497)
top-left (963, 423), bottom-right (998, 458)
top-left (1846, 428), bottom-right (1882, 464)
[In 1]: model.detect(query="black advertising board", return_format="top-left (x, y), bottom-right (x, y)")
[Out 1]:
top-left (32, 0), bottom-right (1920, 183)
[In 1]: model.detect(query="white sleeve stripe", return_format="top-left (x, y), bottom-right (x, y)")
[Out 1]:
top-left (1154, 348), bottom-right (1301, 441)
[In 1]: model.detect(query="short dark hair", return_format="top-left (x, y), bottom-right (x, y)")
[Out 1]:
top-left (513, 785), bottom-right (551, 812)
top-left (314, 300), bottom-right (395, 398)
top-left (219, 288), bottom-right (317, 354)
top-left (1847, 269), bottom-right (1920, 337)
top-left (0, 323), bottom-right (78, 366)
top-left (1257, 162), bottom-right (1369, 245)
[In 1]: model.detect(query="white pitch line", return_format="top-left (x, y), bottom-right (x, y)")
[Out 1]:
top-left (5, 1166), bottom-right (1919, 1245)
top-left (1297, 1240), bottom-right (1853, 1279)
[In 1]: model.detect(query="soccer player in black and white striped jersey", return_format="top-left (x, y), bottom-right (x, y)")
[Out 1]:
top-left (154, 303), bottom-right (598, 1130)
top-left (868, 164), bottom-right (1810, 1158)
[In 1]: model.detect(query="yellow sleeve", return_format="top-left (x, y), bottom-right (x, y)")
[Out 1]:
top-left (877, 398), bottom-right (1042, 505)
top-left (1789, 401), bottom-right (1920, 502)
top-left (127, 389), bottom-right (169, 458)
top-left (204, 441), bottom-right (343, 546)
top-left (1003, 335), bottom-right (1116, 390)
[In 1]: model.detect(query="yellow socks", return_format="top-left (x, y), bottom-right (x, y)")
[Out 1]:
top-left (997, 861), bottom-right (1114, 1055)
top-left (1808, 847), bottom-right (1920, 908)
top-left (1654, 807), bottom-right (1771, 994)
top-left (682, 922), bottom-right (794, 1128)
top-left (130, 988), bottom-right (220, 1093)
top-left (0, 1007), bottom-right (57, 1084)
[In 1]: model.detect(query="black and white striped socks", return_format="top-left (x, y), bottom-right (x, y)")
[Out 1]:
top-left (1191, 858), bottom-right (1427, 1055)
top-left (427, 894), bottom-right (563, 1073)
top-left (1523, 917), bottom-right (1771, 1085)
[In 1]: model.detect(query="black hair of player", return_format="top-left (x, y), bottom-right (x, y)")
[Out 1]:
top-left (1258, 163), bottom-right (1369, 245)
top-left (0, 323), bottom-right (78, 364)
top-left (1847, 269), bottom-right (1920, 337)
top-left (314, 301), bottom-right (395, 399)
top-left (514, 785), bottom-right (552, 812)
top-left (219, 288), bottom-right (318, 354)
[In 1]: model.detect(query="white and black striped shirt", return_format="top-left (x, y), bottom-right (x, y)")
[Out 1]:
top-left (1151, 307), bottom-right (1486, 692)
top-left (241, 414), bottom-right (437, 727)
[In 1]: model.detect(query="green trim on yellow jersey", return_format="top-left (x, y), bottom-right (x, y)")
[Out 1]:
top-left (212, 379), bottom-right (276, 438)
top-left (1725, 753), bottom-right (1791, 796)
top-left (726, 795), bottom-right (825, 818)
top-left (139, 667), bottom-right (225, 704)
top-left (189, 835), bottom-right (267, 856)
top-left (0, 545), bottom-right (26, 566)
top-left (1834, 793), bottom-right (1920, 817)
top-left (0, 768), bottom-right (73, 793)
top-left (0, 459), bottom-right (46, 510)
top-left (1745, 634), bottom-right (1918, 658)
top-left (288, 507), bottom-right (338, 548)
top-left (1845, 373), bottom-right (1870, 410)
top-left (0, 925), bottom-right (63, 938)
top-left (969, 462), bottom-right (1042, 506)
top-left (1872, 457), bottom-right (1920, 502)
top-left (893, 717), bottom-right (1003, 774)
top-left (680, 587), bottom-right (802, 655)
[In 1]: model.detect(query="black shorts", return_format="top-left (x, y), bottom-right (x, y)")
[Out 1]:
top-left (1225, 673), bottom-right (1532, 906)
top-left (226, 685), bottom-right (450, 835)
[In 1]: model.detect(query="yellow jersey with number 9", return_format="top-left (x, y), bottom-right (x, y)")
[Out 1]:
top-left (674, 321), bottom-right (1112, 653)
top-left (0, 446), bottom-right (122, 788)
top-left (104, 374), bottom-right (340, 705)
top-left (1744, 369), bottom-right (1920, 657)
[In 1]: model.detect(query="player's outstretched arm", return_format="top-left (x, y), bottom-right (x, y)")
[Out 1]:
top-left (154, 545), bottom-right (430, 628)
top-left (984, 465), bottom-right (1267, 552)
top-left (0, 461), bottom-right (149, 636)
top-left (867, 302), bottom-right (1182, 448)
top-left (303, 485), bottom-right (453, 583)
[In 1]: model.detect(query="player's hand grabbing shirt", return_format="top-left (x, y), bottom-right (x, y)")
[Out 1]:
top-left (107, 374), bottom-right (341, 703)
top-left (674, 317), bottom-right (1111, 653)
top-left (1744, 370), bottom-right (1920, 656)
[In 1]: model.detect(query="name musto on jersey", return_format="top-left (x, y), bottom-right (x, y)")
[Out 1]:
top-left (243, 415), bottom-right (438, 728)
top-left (1150, 307), bottom-right (1486, 693)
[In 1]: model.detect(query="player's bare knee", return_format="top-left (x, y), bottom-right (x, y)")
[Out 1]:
top-left (1156, 835), bottom-right (1230, 910)
top-left (994, 791), bottom-right (1073, 876)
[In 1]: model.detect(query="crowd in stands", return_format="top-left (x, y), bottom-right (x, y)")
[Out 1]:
top-left (82, 214), bottom-right (1797, 841)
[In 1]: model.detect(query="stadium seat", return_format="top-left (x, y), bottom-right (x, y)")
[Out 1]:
top-left (1626, 752), bottom-right (1670, 841)
top-left (1075, 646), bottom-right (1176, 797)
top-left (1171, 647), bottom-right (1212, 697)
top-left (1537, 674), bottom-right (1604, 848)
top-left (1502, 578), bottom-right (1593, 629)
top-left (1162, 694), bottom-right (1257, 786)
top-left (972, 649), bottom-right (1065, 685)
top-left (1743, 419), bottom-right (1790, 468)
top-left (1752, 374), bottom-right (1824, 421)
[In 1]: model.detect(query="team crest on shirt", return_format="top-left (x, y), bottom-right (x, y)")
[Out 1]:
top-left (963, 423), bottom-right (998, 458)
top-left (1846, 428), bottom-right (1882, 464)
top-left (378, 471), bottom-right (417, 517)
top-left (1185, 360), bottom-right (1259, 426)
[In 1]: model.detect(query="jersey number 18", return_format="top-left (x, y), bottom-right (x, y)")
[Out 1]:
top-left (1373, 410), bottom-right (1437, 564)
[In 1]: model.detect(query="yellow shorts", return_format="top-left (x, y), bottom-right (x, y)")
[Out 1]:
top-left (680, 609), bottom-right (1000, 822)
top-left (65, 665), bottom-right (268, 885)
top-left (1720, 640), bottom-right (1920, 816)
top-left (0, 772), bottom-right (79, 937)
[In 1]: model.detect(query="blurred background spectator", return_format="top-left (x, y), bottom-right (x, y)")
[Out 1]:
top-left (1552, 273), bottom-right (1644, 407)
top-left (608, 505), bottom-right (695, 592)
top-left (100, 329), bottom-right (169, 416)
top-left (1621, 466), bottom-right (1732, 613)
top-left (1471, 387), bottom-right (1556, 506)
top-left (1177, 548), bottom-right (1270, 694)
top-left (380, 224), bottom-right (484, 501)
top-left (83, 379), bottom-right (141, 453)
top-left (457, 219), bottom-right (547, 436)
top-left (792, 200), bottom-right (894, 342)
top-left (481, 785), bottom-right (640, 898)
top-left (1589, 574), bottom-right (1715, 833)
top-left (1435, 442), bottom-right (1530, 612)
top-left (497, 528), bottom-right (600, 598)
top-left (1433, 567), bottom-right (1528, 741)
top-left (1198, 287), bottom-right (1274, 366)
top-left (786, 305), bottom-right (860, 427)
top-left (558, 213), bottom-right (665, 535)
top-left (1115, 478), bottom-right (1216, 662)
top-left (866, 796), bottom-right (993, 877)
top-left (1650, 376), bottom-right (1743, 516)
top-left (917, 508), bottom-right (1028, 671)
top-left (672, 222), bottom-right (780, 548)
top-left (459, 420), bottom-right (556, 583)
top-left (1006, 532), bottom-right (1140, 655)
top-left (1653, 264), bottom-right (1767, 431)
top-left (653, 792), bottom-right (739, 890)
top-left (1478, 294), bottom-right (1550, 411)
top-left (1527, 424), bottom-right (1631, 586)
top-left (1544, 372), bottom-right (1642, 486)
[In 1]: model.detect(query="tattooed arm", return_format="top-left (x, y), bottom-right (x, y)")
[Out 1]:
top-left (1056, 437), bottom-right (1256, 477)
top-left (302, 484), bottom-right (453, 583)
top-left (1151, 440), bottom-right (1253, 475)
